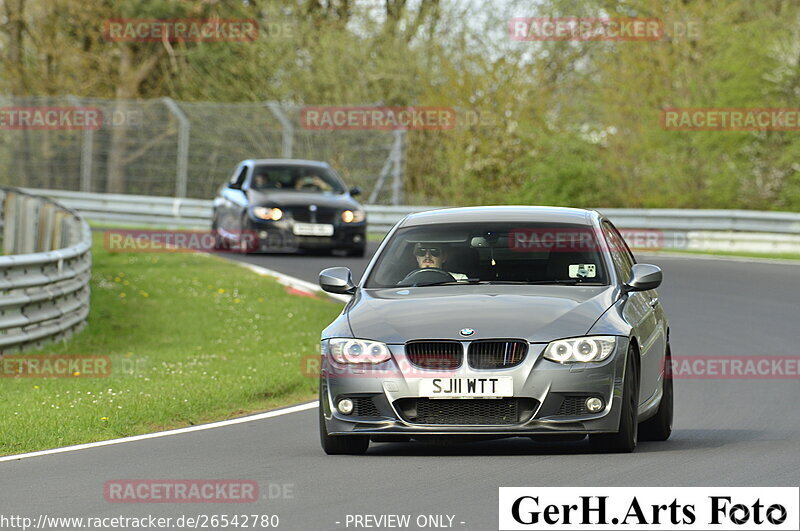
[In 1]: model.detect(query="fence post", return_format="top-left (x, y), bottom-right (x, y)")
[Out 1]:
top-left (390, 130), bottom-right (405, 205)
top-left (162, 97), bottom-right (190, 198)
top-left (266, 102), bottom-right (294, 158)
top-left (68, 95), bottom-right (93, 192)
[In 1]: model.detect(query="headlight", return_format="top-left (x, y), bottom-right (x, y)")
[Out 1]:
top-left (329, 338), bottom-right (390, 364)
top-left (341, 209), bottom-right (365, 223)
top-left (543, 336), bottom-right (617, 363)
top-left (253, 207), bottom-right (282, 221)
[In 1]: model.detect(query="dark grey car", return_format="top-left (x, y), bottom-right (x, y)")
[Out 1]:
top-left (212, 159), bottom-right (367, 256)
top-left (317, 206), bottom-right (672, 454)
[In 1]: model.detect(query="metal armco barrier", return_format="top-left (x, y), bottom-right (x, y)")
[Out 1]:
top-left (20, 188), bottom-right (800, 253)
top-left (0, 188), bottom-right (92, 354)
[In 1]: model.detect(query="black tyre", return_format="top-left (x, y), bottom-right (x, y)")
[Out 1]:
top-left (345, 245), bottom-right (366, 257)
top-left (211, 215), bottom-right (225, 251)
top-left (639, 343), bottom-right (673, 442)
top-left (590, 346), bottom-right (639, 453)
top-left (319, 403), bottom-right (369, 455)
top-left (238, 215), bottom-right (256, 254)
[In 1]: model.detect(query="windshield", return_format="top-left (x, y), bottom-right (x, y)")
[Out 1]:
top-left (250, 165), bottom-right (346, 194)
top-left (365, 222), bottom-right (610, 288)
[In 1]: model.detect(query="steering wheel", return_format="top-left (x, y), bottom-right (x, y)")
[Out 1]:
top-left (397, 268), bottom-right (455, 286)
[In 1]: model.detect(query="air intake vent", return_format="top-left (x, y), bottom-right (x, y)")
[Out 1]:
top-left (468, 340), bottom-right (528, 369)
top-left (405, 341), bottom-right (462, 370)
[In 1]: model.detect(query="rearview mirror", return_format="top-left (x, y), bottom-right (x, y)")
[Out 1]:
top-left (624, 264), bottom-right (662, 292)
top-left (349, 186), bottom-right (362, 197)
top-left (319, 267), bottom-right (356, 295)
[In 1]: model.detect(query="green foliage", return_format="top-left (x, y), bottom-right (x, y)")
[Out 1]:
top-left (1, 0), bottom-right (798, 209)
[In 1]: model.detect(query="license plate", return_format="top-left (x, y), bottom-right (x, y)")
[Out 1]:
top-left (419, 377), bottom-right (513, 398)
top-left (292, 223), bottom-right (334, 237)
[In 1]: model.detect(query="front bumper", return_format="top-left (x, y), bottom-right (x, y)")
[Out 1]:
top-left (246, 218), bottom-right (365, 252)
top-left (320, 337), bottom-right (629, 436)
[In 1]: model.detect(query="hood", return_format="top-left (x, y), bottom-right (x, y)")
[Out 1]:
top-left (345, 285), bottom-right (618, 343)
top-left (246, 190), bottom-right (359, 209)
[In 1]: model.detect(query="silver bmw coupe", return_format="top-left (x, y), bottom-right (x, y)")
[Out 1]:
top-left (317, 206), bottom-right (672, 454)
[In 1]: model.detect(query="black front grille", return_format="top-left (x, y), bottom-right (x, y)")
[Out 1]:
top-left (286, 206), bottom-right (338, 224)
top-left (405, 341), bottom-right (462, 370)
top-left (558, 396), bottom-right (592, 416)
top-left (468, 340), bottom-right (528, 369)
top-left (352, 396), bottom-right (380, 417)
top-left (394, 398), bottom-right (539, 425)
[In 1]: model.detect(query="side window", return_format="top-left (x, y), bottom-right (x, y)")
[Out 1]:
top-left (229, 165), bottom-right (248, 188)
top-left (601, 221), bottom-right (634, 284)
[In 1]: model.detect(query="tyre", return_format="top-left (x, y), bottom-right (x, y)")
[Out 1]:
top-left (590, 345), bottom-right (639, 453)
top-left (211, 215), bottom-right (225, 251)
top-left (345, 245), bottom-right (366, 257)
top-left (238, 215), bottom-right (256, 254)
top-left (639, 343), bottom-right (673, 442)
top-left (319, 403), bottom-right (369, 455)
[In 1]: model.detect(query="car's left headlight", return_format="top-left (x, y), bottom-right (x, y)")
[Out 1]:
top-left (543, 336), bottom-right (617, 363)
top-left (328, 338), bottom-right (391, 364)
top-left (341, 209), bottom-right (365, 223)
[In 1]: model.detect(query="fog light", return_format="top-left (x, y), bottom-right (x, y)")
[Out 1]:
top-left (353, 235), bottom-right (363, 243)
top-left (259, 231), bottom-right (268, 239)
top-left (586, 397), bottom-right (603, 413)
top-left (338, 398), bottom-right (354, 415)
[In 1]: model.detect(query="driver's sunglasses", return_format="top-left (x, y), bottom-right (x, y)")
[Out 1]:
top-left (415, 247), bottom-right (442, 257)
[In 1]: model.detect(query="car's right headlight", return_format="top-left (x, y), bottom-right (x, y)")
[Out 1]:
top-left (253, 206), bottom-right (282, 220)
top-left (543, 336), bottom-right (617, 363)
top-left (328, 338), bottom-right (391, 364)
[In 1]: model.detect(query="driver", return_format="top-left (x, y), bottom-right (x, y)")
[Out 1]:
top-left (413, 242), bottom-right (468, 280)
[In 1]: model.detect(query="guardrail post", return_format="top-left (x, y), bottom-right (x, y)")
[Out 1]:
top-left (390, 130), bottom-right (405, 205)
top-left (162, 98), bottom-right (190, 198)
top-left (68, 95), bottom-right (93, 192)
top-left (266, 102), bottom-right (294, 158)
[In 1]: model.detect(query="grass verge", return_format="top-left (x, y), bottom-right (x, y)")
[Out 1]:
top-left (645, 249), bottom-right (800, 261)
top-left (0, 233), bottom-right (341, 455)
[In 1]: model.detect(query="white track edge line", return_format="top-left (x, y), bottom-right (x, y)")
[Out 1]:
top-left (231, 260), bottom-right (350, 302)
top-left (0, 401), bottom-right (319, 463)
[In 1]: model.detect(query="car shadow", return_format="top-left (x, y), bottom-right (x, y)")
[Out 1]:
top-left (364, 429), bottom-right (765, 457)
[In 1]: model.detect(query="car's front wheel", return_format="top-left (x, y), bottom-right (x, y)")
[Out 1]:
top-left (639, 343), bottom-right (673, 441)
top-left (319, 402), bottom-right (369, 455)
top-left (344, 245), bottom-right (366, 257)
top-left (589, 345), bottom-right (638, 453)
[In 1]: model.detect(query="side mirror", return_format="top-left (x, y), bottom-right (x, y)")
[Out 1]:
top-left (624, 264), bottom-right (662, 292)
top-left (349, 186), bottom-right (362, 197)
top-left (319, 267), bottom-right (356, 295)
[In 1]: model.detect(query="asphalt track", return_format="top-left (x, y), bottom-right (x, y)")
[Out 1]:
top-left (2, 244), bottom-right (799, 530)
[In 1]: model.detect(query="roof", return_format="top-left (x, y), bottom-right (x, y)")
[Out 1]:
top-left (246, 159), bottom-right (331, 167)
top-left (399, 205), bottom-right (598, 227)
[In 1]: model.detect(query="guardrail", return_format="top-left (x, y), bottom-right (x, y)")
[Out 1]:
top-left (20, 188), bottom-right (800, 253)
top-left (1, 188), bottom-right (92, 354)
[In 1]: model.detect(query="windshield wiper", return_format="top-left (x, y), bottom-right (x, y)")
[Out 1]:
top-left (470, 280), bottom-right (603, 286)
top-left (412, 278), bottom-right (483, 287)
top-left (410, 279), bottom-right (602, 287)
